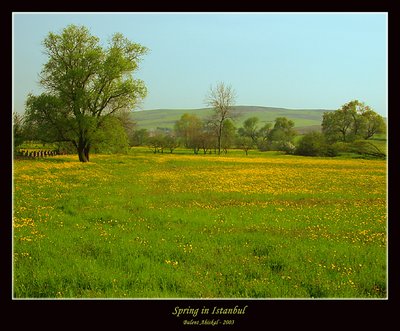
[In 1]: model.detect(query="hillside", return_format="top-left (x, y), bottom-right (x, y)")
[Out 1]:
top-left (131, 106), bottom-right (332, 132)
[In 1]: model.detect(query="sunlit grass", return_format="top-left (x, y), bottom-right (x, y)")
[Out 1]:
top-left (13, 149), bottom-right (387, 298)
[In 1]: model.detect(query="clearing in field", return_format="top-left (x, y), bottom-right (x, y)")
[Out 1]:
top-left (13, 149), bottom-right (387, 298)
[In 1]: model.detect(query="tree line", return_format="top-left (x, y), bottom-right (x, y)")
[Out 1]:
top-left (141, 113), bottom-right (298, 156)
top-left (13, 24), bottom-right (386, 161)
top-left (124, 98), bottom-right (385, 159)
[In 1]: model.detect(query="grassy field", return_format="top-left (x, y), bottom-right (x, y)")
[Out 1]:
top-left (13, 148), bottom-right (387, 298)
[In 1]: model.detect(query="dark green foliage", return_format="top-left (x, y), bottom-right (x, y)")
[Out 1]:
top-left (13, 112), bottom-right (25, 151)
top-left (296, 131), bottom-right (330, 156)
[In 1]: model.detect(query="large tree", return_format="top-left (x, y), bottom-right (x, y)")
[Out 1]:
top-left (205, 82), bottom-right (237, 155)
top-left (24, 25), bottom-right (148, 162)
top-left (322, 100), bottom-right (386, 143)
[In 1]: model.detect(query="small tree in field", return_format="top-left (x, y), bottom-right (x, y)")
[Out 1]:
top-left (174, 113), bottom-right (203, 153)
top-left (205, 82), bottom-right (237, 155)
top-left (24, 25), bottom-right (148, 162)
top-left (131, 128), bottom-right (149, 146)
top-left (269, 117), bottom-right (296, 150)
top-left (257, 122), bottom-right (273, 151)
top-left (236, 136), bottom-right (253, 155)
top-left (238, 117), bottom-right (260, 145)
top-left (164, 134), bottom-right (180, 153)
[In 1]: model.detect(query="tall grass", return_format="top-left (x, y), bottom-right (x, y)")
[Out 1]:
top-left (13, 149), bottom-right (387, 298)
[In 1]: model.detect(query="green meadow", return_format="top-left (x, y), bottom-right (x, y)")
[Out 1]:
top-left (13, 148), bottom-right (387, 298)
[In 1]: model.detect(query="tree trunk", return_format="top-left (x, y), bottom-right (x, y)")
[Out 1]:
top-left (77, 139), bottom-right (90, 162)
top-left (217, 125), bottom-right (222, 155)
top-left (77, 148), bottom-right (88, 162)
top-left (84, 145), bottom-right (90, 162)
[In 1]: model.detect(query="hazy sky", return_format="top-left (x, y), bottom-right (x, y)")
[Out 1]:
top-left (13, 12), bottom-right (387, 116)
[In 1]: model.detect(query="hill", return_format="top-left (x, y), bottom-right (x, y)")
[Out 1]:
top-left (131, 106), bottom-right (332, 132)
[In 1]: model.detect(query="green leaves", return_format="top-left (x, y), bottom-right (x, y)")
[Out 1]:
top-left (26, 24), bottom-right (149, 161)
top-left (322, 100), bottom-right (386, 143)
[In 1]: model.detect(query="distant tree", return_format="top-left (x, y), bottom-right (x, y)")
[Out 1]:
top-left (269, 117), bottom-right (296, 150)
top-left (147, 131), bottom-right (165, 154)
top-left (205, 82), bottom-right (237, 154)
top-left (256, 122), bottom-right (273, 151)
top-left (164, 134), bottom-right (180, 153)
top-left (13, 112), bottom-right (25, 151)
top-left (236, 136), bottom-right (253, 155)
top-left (146, 130), bottom-right (179, 154)
top-left (198, 123), bottom-right (217, 154)
top-left (174, 113), bottom-right (203, 153)
top-left (24, 24), bottom-right (148, 162)
top-left (131, 128), bottom-right (149, 146)
top-left (221, 119), bottom-right (237, 153)
top-left (322, 100), bottom-right (385, 143)
top-left (238, 117), bottom-right (260, 144)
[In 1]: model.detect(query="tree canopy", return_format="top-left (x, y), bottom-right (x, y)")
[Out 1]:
top-left (24, 25), bottom-right (148, 162)
top-left (322, 100), bottom-right (385, 143)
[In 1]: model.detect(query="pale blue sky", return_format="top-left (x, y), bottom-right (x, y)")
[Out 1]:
top-left (13, 12), bottom-right (387, 116)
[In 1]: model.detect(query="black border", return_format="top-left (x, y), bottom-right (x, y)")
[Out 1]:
top-left (4, 1), bottom-right (399, 329)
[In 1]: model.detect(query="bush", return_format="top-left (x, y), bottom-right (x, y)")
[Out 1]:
top-left (324, 144), bottom-right (339, 157)
top-left (295, 132), bottom-right (326, 156)
top-left (330, 141), bottom-right (349, 153)
top-left (278, 141), bottom-right (296, 154)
